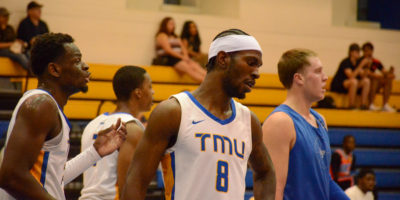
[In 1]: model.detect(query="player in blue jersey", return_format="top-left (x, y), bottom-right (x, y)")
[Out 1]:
top-left (122, 29), bottom-right (276, 200)
top-left (262, 49), bottom-right (349, 200)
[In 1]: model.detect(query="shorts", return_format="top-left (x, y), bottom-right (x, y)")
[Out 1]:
top-left (152, 55), bottom-right (181, 66)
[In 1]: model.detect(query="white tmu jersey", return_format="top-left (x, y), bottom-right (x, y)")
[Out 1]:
top-left (161, 92), bottom-right (252, 200)
top-left (79, 112), bottom-right (143, 200)
top-left (0, 89), bottom-right (71, 200)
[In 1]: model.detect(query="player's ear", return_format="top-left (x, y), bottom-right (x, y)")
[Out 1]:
top-left (48, 62), bottom-right (61, 78)
top-left (133, 88), bottom-right (142, 99)
top-left (293, 72), bottom-right (304, 86)
top-left (216, 51), bottom-right (230, 70)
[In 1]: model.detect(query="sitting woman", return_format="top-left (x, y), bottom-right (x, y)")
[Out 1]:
top-left (180, 20), bottom-right (208, 68)
top-left (154, 17), bottom-right (205, 83)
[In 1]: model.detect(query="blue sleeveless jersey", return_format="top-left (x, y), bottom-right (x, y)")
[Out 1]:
top-left (270, 104), bottom-right (334, 200)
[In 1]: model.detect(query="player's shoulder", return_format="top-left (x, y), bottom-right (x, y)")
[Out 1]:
top-left (150, 98), bottom-right (181, 119)
top-left (19, 93), bottom-right (58, 116)
top-left (265, 111), bottom-right (293, 125)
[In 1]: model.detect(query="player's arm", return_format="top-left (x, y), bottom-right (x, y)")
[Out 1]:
top-left (117, 121), bottom-right (144, 196)
top-left (262, 112), bottom-right (296, 200)
top-left (0, 95), bottom-right (59, 200)
top-left (121, 98), bottom-right (181, 200)
top-left (64, 119), bottom-right (127, 184)
top-left (248, 112), bottom-right (276, 200)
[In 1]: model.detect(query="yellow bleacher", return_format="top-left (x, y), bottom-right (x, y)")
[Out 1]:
top-left (96, 101), bottom-right (400, 128)
top-left (1, 57), bottom-right (400, 128)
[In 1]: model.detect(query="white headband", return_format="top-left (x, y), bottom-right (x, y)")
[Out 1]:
top-left (208, 35), bottom-right (262, 61)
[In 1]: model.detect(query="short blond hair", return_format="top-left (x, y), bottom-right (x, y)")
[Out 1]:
top-left (277, 48), bottom-right (317, 89)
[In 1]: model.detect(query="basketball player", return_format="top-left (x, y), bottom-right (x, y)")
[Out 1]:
top-left (121, 29), bottom-right (276, 200)
top-left (262, 49), bottom-right (349, 200)
top-left (79, 66), bottom-right (154, 199)
top-left (0, 33), bottom-right (127, 200)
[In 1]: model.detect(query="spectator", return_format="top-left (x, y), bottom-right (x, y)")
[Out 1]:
top-left (345, 168), bottom-right (376, 200)
top-left (331, 43), bottom-right (370, 109)
top-left (180, 20), bottom-right (208, 68)
top-left (331, 135), bottom-right (356, 190)
top-left (0, 7), bottom-right (29, 71)
top-left (359, 42), bottom-right (395, 112)
top-left (17, 1), bottom-right (49, 51)
top-left (153, 17), bottom-right (206, 83)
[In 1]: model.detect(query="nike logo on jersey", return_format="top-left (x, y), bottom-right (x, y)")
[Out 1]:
top-left (192, 120), bottom-right (205, 124)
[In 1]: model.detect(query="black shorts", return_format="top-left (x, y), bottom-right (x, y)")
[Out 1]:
top-left (330, 79), bottom-right (362, 94)
top-left (152, 55), bottom-right (181, 66)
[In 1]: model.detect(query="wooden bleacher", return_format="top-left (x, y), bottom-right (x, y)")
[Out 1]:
top-left (1, 57), bottom-right (400, 128)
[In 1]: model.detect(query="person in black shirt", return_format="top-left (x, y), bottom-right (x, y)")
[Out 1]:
top-left (0, 7), bottom-right (29, 71)
top-left (331, 43), bottom-right (370, 109)
top-left (359, 42), bottom-right (396, 112)
top-left (17, 1), bottom-right (49, 51)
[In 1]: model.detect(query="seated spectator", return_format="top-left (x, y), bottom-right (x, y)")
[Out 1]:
top-left (331, 43), bottom-right (370, 109)
top-left (359, 42), bottom-right (395, 112)
top-left (345, 168), bottom-right (376, 200)
top-left (153, 17), bottom-right (205, 83)
top-left (0, 7), bottom-right (29, 71)
top-left (331, 135), bottom-right (356, 190)
top-left (17, 1), bottom-right (49, 52)
top-left (180, 20), bottom-right (208, 68)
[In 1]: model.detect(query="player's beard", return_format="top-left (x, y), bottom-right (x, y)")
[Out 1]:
top-left (222, 64), bottom-right (246, 99)
top-left (63, 84), bottom-right (88, 96)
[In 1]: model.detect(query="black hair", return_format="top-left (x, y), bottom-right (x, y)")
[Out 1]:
top-left (113, 66), bottom-right (147, 101)
top-left (362, 42), bottom-right (374, 51)
top-left (30, 33), bottom-right (74, 77)
top-left (205, 29), bottom-right (249, 72)
top-left (180, 20), bottom-right (201, 49)
top-left (348, 43), bottom-right (360, 56)
top-left (357, 168), bottom-right (375, 180)
top-left (343, 134), bottom-right (355, 144)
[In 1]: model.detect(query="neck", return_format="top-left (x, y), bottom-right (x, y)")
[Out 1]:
top-left (283, 88), bottom-right (314, 116)
top-left (357, 185), bottom-right (369, 194)
top-left (350, 56), bottom-right (357, 65)
top-left (192, 73), bottom-right (232, 117)
top-left (29, 16), bottom-right (39, 24)
top-left (37, 80), bottom-right (69, 110)
top-left (114, 101), bottom-right (140, 118)
top-left (344, 149), bottom-right (352, 155)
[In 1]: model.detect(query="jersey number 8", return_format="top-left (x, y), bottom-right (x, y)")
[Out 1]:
top-left (216, 160), bottom-right (229, 192)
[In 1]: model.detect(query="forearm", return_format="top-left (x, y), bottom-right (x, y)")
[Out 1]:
top-left (0, 171), bottom-right (55, 199)
top-left (64, 145), bottom-right (101, 184)
top-left (169, 50), bottom-right (184, 60)
top-left (0, 42), bottom-right (12, 49)
top-left (253, 169), bottom-right (276, 200)
top-left (121, 178), bottom-right (147, 200)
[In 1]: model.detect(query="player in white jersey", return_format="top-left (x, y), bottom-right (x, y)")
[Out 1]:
top-left (0, 33), bottom-right (127, 200)
top-left (80, 66), bottom-right (154, 200)
top-left (122, 29), bottom-right (276, 200)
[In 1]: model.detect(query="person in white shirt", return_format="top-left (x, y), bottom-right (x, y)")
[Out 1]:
top-left (0, 33), bottom-right (127, 200)
top-left (80, 66), bottom-right (154, 199)
top-left (345, 168), bottom-right (376, 200)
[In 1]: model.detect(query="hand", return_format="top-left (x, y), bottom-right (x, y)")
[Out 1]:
top-left (361, 57), bottom-right (372, 68)
top-left (182, 55), bottom-right (190, 62)
top-left (93, 118), bottom-right (127, 157)
top-left (389, 66), bottom-right (394, 73)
